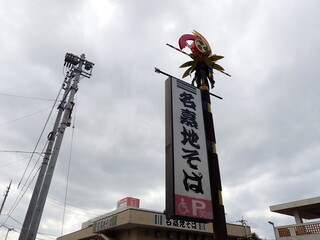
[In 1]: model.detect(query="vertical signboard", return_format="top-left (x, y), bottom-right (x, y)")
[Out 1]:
top-left (166, 77), bottom-right (213, 222)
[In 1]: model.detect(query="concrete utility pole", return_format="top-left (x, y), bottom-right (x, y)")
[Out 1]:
top-left (5, 227), bottom-right (14, 240)
top-left (0, 180), bottom-right (12, 215)
top-left (19, 53), bottom-right (94, 240)
top-left (237, 217), bottom-right (249, 237)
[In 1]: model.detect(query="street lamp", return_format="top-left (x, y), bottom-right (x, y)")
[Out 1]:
top-left (268, 221), bottom-right (278, 240)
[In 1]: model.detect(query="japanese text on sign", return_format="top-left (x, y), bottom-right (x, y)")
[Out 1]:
top-left (171, 78), bottom-right (213, 221)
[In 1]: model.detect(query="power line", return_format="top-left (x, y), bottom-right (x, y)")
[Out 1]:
top-left (0, 93), bottom-right (55, 102)
top-left (18, 142), bottom-right (48, 199)
top-left (0, 151), bottom-right (43, 169)
top-left (1, 184), bottom-right (98, 232)
top-left (0, 159), bottom-right (26, 168)
top-left (0, 221), bottom-right (57, 240)
top-left (17, 83), bottom-right (64, 189)
top-left (2, 166), bottom-right (40, 227)
top-left (7, 215), bottom-right (23, 226)
top-left (61, 100), bottom-right (77, 236)
top-left (0, 150), bottom-right (42, 155)
top-left (0, 106), bottom-right (58, 127)
top-left (0, 174), bottom-right (34, 235)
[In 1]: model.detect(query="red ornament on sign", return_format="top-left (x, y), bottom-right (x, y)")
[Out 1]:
top-left (178, 31), bottom-right (212, 56)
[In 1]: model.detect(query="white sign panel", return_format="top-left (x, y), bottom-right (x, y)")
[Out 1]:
top-left (170, 78), bottom-right (213, 221)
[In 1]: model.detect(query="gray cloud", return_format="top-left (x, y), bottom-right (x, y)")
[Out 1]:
top-left (0, 0), bottom-right (319, 239)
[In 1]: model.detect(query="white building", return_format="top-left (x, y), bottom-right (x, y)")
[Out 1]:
top-left (58, 197), bottom-right (251, 240)
top-left (269, 196), bottom-right (320, 240)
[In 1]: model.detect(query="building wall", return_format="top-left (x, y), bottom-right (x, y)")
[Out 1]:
top-left (136, 228), bottom-right (214, 240)
top-left (278, 236), bottom-right (320, 240)
top-left (58, 208), bottom-right (250, 240)
top-left (275, 221), bottom-right (320, 240)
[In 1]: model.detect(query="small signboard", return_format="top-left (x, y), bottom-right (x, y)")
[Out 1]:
top-left (165, 77), bottom-right (213, 222)
top-left (154, 214), bottom-right (207, 231)
top-left (117, 197), bottom-right (140, 209)
top-left (93, 215), bottom-right (118, 232)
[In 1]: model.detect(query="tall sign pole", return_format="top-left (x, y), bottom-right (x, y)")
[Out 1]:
top-left (200, 84), bottom-right (228, 239)
top-left (165, 31), bottom-right (230, 240)
top-left (19, 53), bottom-right (94, 240)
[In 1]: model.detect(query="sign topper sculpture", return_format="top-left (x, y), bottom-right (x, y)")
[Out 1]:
top-left (167, 30), bottom-right (230, 89)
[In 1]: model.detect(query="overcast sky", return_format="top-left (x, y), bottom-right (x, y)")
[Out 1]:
top-left (0, 0), bottom-right (320, 239)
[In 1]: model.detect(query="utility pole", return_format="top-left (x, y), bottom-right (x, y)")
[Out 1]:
top-left (5, 227), bottom-right (14, 240)
top-left (0, 180), bottom-right (12, 215)
top-left (19, 53), bottom-right (94, 240)
top-left (237, 217), bottom-right (249, 237)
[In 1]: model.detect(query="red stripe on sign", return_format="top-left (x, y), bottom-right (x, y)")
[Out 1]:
top-left (177, 82), bottom-right (197, 94)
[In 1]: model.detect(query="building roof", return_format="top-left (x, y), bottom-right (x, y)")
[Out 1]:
top-left (270, 196), bottom-right (320, 219)
top-left (58, 207), bottom-right (251, 240)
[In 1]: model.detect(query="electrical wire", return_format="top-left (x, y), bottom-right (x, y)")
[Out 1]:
top-left (18, 140), bottom-right (48, 197)
top-left (0, 106), bottom-right (58, 127)
top-left (60, 98), bottom-right (77, 237)
top-left (0, 92), bottom-right (56, 102)
top-left (5, 167), bottom-right (39, 218)
top-left (0, 151), bottom-right (43, 169)
top-left (1, 166), bottom-right (40, 229)
top-left (0, 221), bottom-right (57, 240)
top-left (0, 222), bottom-right (17, 229)
top-left (0, 159), bottom-right (28, 169)
top-left (1, 143), bottom-right (48, 229)
top-left (14, 144), bottom-right (46, 204)
top-left (0, 150), bottom-right (42, 155)
top-left (1, 79), bottom-right (64, 229)
top-left (17, 82), bottom-right (64, 189)
top-left (7, 215), bottom-right (23, 225)
top-left (35, 233), bottom-right (57, 240)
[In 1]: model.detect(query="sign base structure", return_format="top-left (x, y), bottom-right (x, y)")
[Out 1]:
top-left (165, 77), bottom-right (213, 223)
